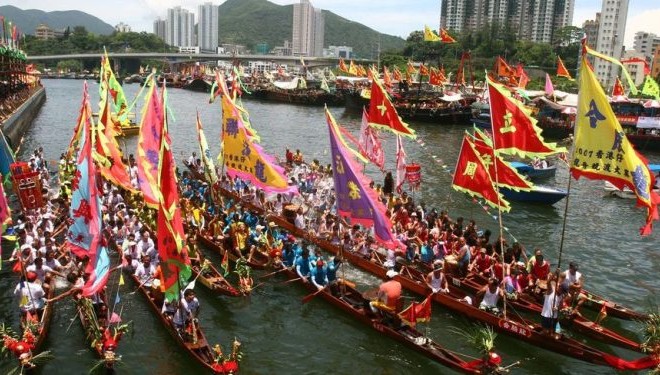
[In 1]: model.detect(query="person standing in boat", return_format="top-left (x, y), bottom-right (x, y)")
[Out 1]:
top-left (173, 289), bottom-right (200, 340)
top-left (541, 280), bottom-right (561, 337)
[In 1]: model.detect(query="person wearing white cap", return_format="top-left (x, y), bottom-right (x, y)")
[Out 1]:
top-left (370, 270), bottom-right (402, 314)
top-left (426, 260), bottom-right (449, 294)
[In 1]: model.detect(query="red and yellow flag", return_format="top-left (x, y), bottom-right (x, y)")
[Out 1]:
top-left (429, 68), bottom-right (443, 86)
top-left (392, 66), bottom-right (403, 81)
top-left (487, 76), bottom-right (566, 158)
top-left (399, 295), bottom-right (433, 327)
top-left (452, 136), bottom-right (510, 212)
top-left (419, 63), bottom-right (429, 77)
top-left (406, 61), bottom-right (417, 76)
top-left (383, 66), bottom-right (392, 88)
top-left (136, 81), bottom-right (164, 208)
top-left (439, 28), bottom-right (457, 43)
top-left (338, 58), bottom-right (348, 73)
top-left (572, 55), bottom-right (660, 235)
top-left (495, 56), bottom-right (517, 80)
top-left (368, 79), bottom-right (416, 139)
top-left (612, 77), bottom-right (625, 97)
top-left (556, 56), bottom-right (573, 80)
top-left (348, 60), bottom-right (358, 75)
top-left (423, 25), bottom-right (442, 42)
top-left (470, 134), bottom-right (532, 191)
top-left (516, 64), bottom-right (529, 89)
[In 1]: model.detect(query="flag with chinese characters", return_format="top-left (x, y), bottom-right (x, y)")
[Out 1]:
top-left (572, 55), bottom-right (659, 235)
top-left (641, 75), bottom-right (660, 100)
top-left (136, 80), bottom-right (164, 208)
top-left (157, 115), bottom-right (192, 301)
top-left (399, 295), bottom-right (432, 327)
top-left (368, 78), bottom-right (416, 138)
top-left (195, 113), bottom-right (218, 185)
top-left (488, 77), bottom-right (566, 158)
top-left (100, 50), bottom-right (128, 121)
top-left (439, 28), bottom-right (456, 43)
top-left (429, 67), bottom-right (446, 86)
top-left (218, 76), bottom-right (297, 194)
top-left (612, 77), bottom-right (625, 97)
top-left (358, 109), bottom-right (385, 171)
top-left (469, 134), bottom-right (533, 191)
top-left (395, 135), bottom-right (406, 194)
top-left (326, 108), bottom-right (400, 249)
top-left (424, 25), bottom-right (441, 42)
top-left (419, 63), bottom-right (429, 77)
top-left (557, 56), bottom-right (573, 80)
top-left (452, 136), bottom-right (510, 212)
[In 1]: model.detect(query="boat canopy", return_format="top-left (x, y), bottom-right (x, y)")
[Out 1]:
top-left (273, 77), bottom-right (301, 90)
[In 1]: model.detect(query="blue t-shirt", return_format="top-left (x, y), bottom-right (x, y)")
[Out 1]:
top-left (310, 266), bottom-right (327, 286)
top-left (295, 255), bottom-right (311, 277)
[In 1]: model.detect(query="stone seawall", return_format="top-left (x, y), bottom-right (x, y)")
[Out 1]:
top-left (1, 87), bottom-right (47, 151)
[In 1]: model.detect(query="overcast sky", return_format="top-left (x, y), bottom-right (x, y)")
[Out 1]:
top-left (4, 0), bottom-right (660, 48)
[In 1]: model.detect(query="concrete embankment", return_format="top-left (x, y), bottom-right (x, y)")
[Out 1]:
top-left (1, 87), bottom-right (47, 151)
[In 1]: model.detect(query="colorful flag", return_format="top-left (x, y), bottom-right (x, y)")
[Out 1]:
top-left (0, 128), bottom-right (14, 183)
top-left (469, 134), bottom-right (533, 191)
top-left (452, 136), bottom-right (510, 212)
top-left (339, 58), bottom-right (348, 73)
top-left (585, 45), bottom-right (637, 94)
top-left (556, 56), bottom-right (574, 80)
top-left (423, 25), bottom-right (442, 42)
top-left (611, 77), bottom-right (625, 97)
top-left (382, 66), bottom-right (392, 88)
top-left (641, 75), bottom-right (660, 100)
top-left (368, 79), bottom-right (416, 138)
top-left (439, 28), bottom-right (457, 43)
top-left (545, 73), bottom-right (555, 97)
top-left (495, 57), bottom-right (517, 81)
top-left (119, 273), bottom-right (125, 286)
top-left (358, 109), bottom-right (385, 171)
top-left (136, 80), bottom-right (165, 208)
top-left (348, 60), bottom-right (358, 75)
top-left (395, 135), bottom-right (407, 194)
top-left (572, 55), bottom-right (660, 235)
top-left (399, 295), bottom-right (432, 327)
top-left (220, 249), bottom-right (229, 276)
top-left (392, 67), bottom-right (402, 82)
top-left (195, 113), bottom-right (218, 185)
top-left (406, 61), bottom-right (417, 76)
top-left (418, 63), bottom-right (429, 77)
top-left (320, 77), bottom-right (331, 93)
top-left (157, 111), bottom-right (192, 301)
top-left (100, 50), bottom-right (128, 121)
top-left (487, 76), bottom-right (566, 158)
top-left (516, 64), bottom-right (529, 89)
top-left (218, 76), bottom-right (297, 194)
top-left (326, 109), bottom-right (401, 249)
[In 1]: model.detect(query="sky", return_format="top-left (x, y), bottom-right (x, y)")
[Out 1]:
top-left (4, 0), bottom-right (660, 49)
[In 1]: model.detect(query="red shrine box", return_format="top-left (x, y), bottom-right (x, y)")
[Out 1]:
top-left (10, 162), bottom-right (44, 212)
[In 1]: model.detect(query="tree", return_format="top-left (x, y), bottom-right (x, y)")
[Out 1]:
top-left (56, 59), bottom-right (82, 72)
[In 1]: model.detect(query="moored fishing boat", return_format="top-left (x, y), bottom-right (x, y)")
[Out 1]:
top-left (508, 161), bottom-right (557, 180)
top-left (499, 185), bottom-right (567, 205)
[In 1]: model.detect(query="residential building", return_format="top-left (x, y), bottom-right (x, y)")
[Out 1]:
top-left (594, 0), bottom-right (629, 88)
top-left (622, 50), bottom-right (646, 87)
top-left (272, 40), bottom-right (293, 56)
top-left (34, 24), bottom-right (64, 40)
top-left (653, 46), bottom-right (660, 78)
top-left (198, 2), bottom-right (219, 52)
top-left (583, 13), bottom-right (600, 47)
top-left (439, 0), bottom-right (574, 43)
top-left (153, 18), bottom-right (166, 41)
top-left (166, 6), bottom-right (195, 47)
top-left (115, 22), bottom-right (131, 33)
top-left (633, 31), bottom-right (660, 62)
top-left (292, 0), bottom-right (324, 57)
top-left (323, 45), bottom-right (353, 59)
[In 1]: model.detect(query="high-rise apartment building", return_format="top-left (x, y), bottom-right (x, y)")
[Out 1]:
top-left (594, 0), bottom-right (629, 87)
top-left (198, 2), bottom-right (219, 52)
top-left (292, 0), bottom-right (324, 57)
top-left (153, 18), bottom-right (166, 41)
top-left (439, 0), bottom-right (574, 44)
top-left (166, 6), bottom-right (195, 47)
top-left (633, 32), bottom-right (660, 62)
top-left (583, 13), bottom-right (600, 47)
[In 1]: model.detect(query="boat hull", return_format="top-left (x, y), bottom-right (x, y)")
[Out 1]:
top-left (500, 186), bottom-right (567, 204)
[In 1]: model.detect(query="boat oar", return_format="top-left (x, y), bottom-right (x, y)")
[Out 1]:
top-left (302, 283), bottom-right (331, 304)
top-left (129, 276), bottom-right (154, 295)
top-left (259, 266), bottom-right (291, 280)
top-left (280, 277), bottom-right (302, 285)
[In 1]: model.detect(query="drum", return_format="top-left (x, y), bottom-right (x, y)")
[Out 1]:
top-left (444, 255), bottom-right (459, 275)
top-left (283, 204), bottom-right (299, 224)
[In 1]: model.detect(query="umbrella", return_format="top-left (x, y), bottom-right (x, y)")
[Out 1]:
top-left (643, 100), bottom-right (660, 108)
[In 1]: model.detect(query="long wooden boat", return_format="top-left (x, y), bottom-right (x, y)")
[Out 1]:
top-left (75, 295), bottom-right (121, 370)
top-left (268, 214), bottom-right (659, 371)
top-left (197, 233), bottom-right (270, 270)
top-left (129, 274), bottom-right (229, 374)
top-left (190, 255), bottom-right (242, 297)
top-left (432, 269), bottom-right (642, 352)
top-left (278, 268), bottom-right (504, 374)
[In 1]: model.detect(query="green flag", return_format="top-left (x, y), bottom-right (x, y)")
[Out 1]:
top-left (641, 75), bottom-right (660, 100)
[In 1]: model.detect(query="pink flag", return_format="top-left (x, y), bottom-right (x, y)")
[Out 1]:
top-left (545, 73), bottom-right (555, 97)
top-left (395, 136), bottom-right (407, 194)
top-left (109, 312), bottom-right (122, 324)
top-left (358, 109), bottom-right (385, 171)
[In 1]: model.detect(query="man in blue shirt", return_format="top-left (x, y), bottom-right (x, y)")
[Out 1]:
top-left (310, 259), bottom-right (328, 290)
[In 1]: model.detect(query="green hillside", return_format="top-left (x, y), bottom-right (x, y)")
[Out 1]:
top-left (0, 5), bottom-right (115, 35)
top-left (218, 0), bottom-right (405, 58)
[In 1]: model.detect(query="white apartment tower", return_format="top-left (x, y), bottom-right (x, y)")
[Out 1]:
top-left (633, 31), bottom-right (660, 62)
top-left (166, 6), bottom-right (195, 47)
top-left (594, 0), bottom-right (629, 87)
top-left (198, 2), bottom-right (219, 52)
top-left (292, 0), bottom-right (324, 57)
top-left (153, 18), bottom-right (166, 41)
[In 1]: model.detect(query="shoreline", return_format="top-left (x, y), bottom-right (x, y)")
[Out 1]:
top-left (0, 86), bottom-right (47, 151)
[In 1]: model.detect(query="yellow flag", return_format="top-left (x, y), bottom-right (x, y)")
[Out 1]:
top-left (424, 25), bottom-right (441, 42)
top-left (641, 75), bottom-right (660, 100)
top-left (20, 294), bottom-right (29, 307)
top-left (119, 273), bottom-right (125, 286)
top-left (572, 55), bottom-right (659, 235)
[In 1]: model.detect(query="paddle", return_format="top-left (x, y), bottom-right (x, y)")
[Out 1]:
top-left (259, 266), bottom-right (291, 280)
top-left (302, 283), bottom-right (331, 304)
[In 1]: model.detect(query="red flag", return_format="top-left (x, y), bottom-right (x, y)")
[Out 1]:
top-left (406, 61), bottom-right (417, 76)
top-left (557, 56), bottom-right (573, 80)
top-left (338, 58), bottom-right (348, 73)
top-left (368, 79), bottom-right (416, 138)
top-left (383, 66), bottom-right (392, 88)
top-left (392, 67), bottom-right (402, 82)
top-left (470, 136), bottom-right (533, 191)
top-left (395, 136), bottom-right (407, 194)
top-left (611, 77), bottom-right (625, 96)
top-left (439, 28), bottom-right (457, 43)
top-left (136, 82), bottom-right (165, 208)
top-left (452, 136), bottom-right (510, 212)
top-left (399, 295), bottom-right (432, 327)
top-left (419, 63), bottom-right (429, 76)
top-left (495, 57), bottom-right (517, 80)
top-left (487, 77), bottom-right (565, 158)
top-left (516, 64), bottom-right (529, 89)
top-left (429, 68), bottom-right (445, 86)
